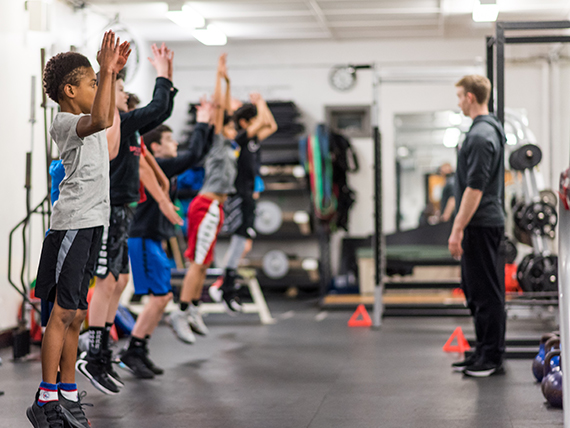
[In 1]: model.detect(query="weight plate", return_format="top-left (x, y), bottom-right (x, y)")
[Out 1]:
top-left (504, 239), bottom-right (518, 264)
top-left (540, 190), bottom-right (558, 207)
top-left (517, 254), bottom-right (534, 292)
top-left (255, 201), bottom-right (283, 235)
top-left (509, 144), bottom-right (542, 171)
top-left (262, 250), bottom-right (290, 279)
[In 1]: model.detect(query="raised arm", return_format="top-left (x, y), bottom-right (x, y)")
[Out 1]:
top-left (242, 93), bottom-right (278, 141)
top-left (254, 94), bottom-right (278, 141)
top-left (77, 32), bottom-right (129, 138)
top-left (213, 53), bottom-right (227, 134)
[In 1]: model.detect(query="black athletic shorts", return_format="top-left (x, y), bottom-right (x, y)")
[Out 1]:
top-left (35, 226), bottom-right (103, 311)
top-left (95, 204), bottom-right (135, 280)
top-left (222, 193), bottom-right (257, 239)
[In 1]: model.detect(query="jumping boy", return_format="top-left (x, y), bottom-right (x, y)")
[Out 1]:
top-left (120, 102), bottom-right (213, 377)
top-left (210, 92), bottom-right (277, 312)
top-left (169, 53), bottom-right (239, 342)
top-left (27, 32), bottom-right (129, 428)
top-left (77, 43), bottom-right (182, 395)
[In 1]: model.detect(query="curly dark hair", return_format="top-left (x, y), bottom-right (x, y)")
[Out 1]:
top-left (43, 52), bottom-right (92, 103)
top-left (233, 104), bottom-right (257, 130)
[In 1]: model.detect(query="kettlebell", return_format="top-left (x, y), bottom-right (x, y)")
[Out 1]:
top-left (542, 348), bottom-right (561, 396)
top-left (542, 350), bottom-right (562, 408)
top-left (533, 333), bottom-right (557, 382)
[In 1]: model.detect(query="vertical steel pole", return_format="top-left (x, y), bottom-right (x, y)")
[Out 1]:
top-left (372, 64), bottom-right (385, 327)
top-left (559, 188), bottom-right (570, 425)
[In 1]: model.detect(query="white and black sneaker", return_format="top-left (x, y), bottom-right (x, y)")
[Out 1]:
top-left (188, 303), bottom-right (209, 336)
top-left (208, 277), bottom-right (224, 303)
top-left (221, 289), bottom-right (243, 315)
top-left (168, 309), bottom-right (196, 344)
top-left (76, 353), bottom-right (120, 395)
top-left (102, 349), bottom-right (124, 388)
top-left (451, 353), bottom-right (479, 372)
top-left (463, 361), bottom-right (505, 377)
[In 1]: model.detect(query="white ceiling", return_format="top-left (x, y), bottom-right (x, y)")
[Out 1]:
top-left (83, 0), bottom-right (570, 43)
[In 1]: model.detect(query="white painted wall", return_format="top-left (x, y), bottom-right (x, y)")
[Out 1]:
top-left (0, 0), bottom-right (110, 330)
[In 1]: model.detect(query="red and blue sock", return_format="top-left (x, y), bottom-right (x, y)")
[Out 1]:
top-left (58, 382), bottom-right (78, 402)
top-left (37, 382), bottom-right (58, 407)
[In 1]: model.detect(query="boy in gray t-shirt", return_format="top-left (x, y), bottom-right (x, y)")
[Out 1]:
top-left (169, 53), bottom-right (242, 344)
top-left (27, 32), bottom-right (130, 428)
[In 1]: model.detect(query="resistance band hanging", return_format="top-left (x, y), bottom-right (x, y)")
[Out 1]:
top-left (302, 126), bottom-right (337, 222)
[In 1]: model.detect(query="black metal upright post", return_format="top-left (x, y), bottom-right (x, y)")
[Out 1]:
top-left (496, 22), bottom-right (506, 126)
top-left (371, 64), bottom-right (385, 327)
top-left (486, 36), bottom-right (495, 113)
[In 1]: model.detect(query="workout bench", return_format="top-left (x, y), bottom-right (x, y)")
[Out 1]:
top-left (123, 268), bottom-right (276, 325)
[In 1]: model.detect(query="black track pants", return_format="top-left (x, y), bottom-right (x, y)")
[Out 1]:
top-left (461, 225), bottom-right (506, 364)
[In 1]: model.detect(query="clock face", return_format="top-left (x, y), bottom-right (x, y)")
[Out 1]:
top-left (329, 66), bottom-right (356, 91)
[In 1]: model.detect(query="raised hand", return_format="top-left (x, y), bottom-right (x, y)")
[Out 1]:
top-left (113, 40), bottom-right (131, 74)
top-left (217, 53), bottom-right (228, 79)
top-left (249, 92), bottom-right (262, 105)
top-left (147, 42), bottom-right (170, 79)
top-left (165, 45), bottom-right (174, 82)
top-left (230, 97), bottom-right (243, 112)
top-left (97, 31), bottom-right (116, 69)
top-left (196, 95), bottom-right (213, 123)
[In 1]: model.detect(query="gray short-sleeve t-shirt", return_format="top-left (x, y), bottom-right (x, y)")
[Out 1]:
top-left (50, 112), bottom-right (110, 230)
top-left (200, 133), bottom-right (238, 195)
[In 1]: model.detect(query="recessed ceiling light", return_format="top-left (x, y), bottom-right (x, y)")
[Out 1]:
top-left (193, 24), bottom-right (227, 46)
top-left (166, 4), bottom-right (205, 29)
top-left (472, 0), bottom-right (499, 23)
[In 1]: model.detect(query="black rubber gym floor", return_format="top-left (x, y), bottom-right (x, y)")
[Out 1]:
top-left (0, 297), bottom-right (563, 427)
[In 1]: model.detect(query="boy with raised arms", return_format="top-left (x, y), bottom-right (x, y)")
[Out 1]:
top-left (28, 31), bottom-right (129, 428)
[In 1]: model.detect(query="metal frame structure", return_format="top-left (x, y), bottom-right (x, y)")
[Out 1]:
top-left (487, 20), bottom-right (570, 424)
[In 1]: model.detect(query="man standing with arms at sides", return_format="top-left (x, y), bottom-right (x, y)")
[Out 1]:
top-left (448, 75), bottom-right (506, 377)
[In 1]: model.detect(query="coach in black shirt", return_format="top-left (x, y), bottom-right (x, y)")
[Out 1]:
top-left (448, 75), bottom-right (506, 377)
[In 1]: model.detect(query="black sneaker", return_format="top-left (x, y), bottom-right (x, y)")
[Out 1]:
top-left (463, 360), bottom-right (505, 377)
top-left (141, 344), bottom-right (164, 375)
top-left (221, 287), bottom-right (243, 314)
top-left (58, 390), bottom-right (92, 428)
top-left (76, 353), bottom-right (120, 395)
top-left (119, 348), bottom-right (155, 379)
top-left (26, 392), bottom-right (65, 428)
top-left (451, 353), bottom-right (479, 372)
top-left (102, 349), bottom-right (124, 388)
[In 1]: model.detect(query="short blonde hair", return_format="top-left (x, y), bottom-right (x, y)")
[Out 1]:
top-left (455, 75), bottom-right (491, 105)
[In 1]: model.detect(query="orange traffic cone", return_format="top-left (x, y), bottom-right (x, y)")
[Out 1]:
top-left (348, 304), bottom-right (372, 327)
top-left (442, 327), bottom-right (471, 353)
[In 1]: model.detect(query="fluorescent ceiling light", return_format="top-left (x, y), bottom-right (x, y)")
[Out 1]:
top-left (472, 0), bottom-right (499, 22)
top-left (166, 5), bottom-right (205, 29)
top-left (193, 24), bottom-right (227, 46)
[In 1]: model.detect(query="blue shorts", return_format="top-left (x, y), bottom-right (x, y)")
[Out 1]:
top-left (128, 237), bottom-right (172, 296)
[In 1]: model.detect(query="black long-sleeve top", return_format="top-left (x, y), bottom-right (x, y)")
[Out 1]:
top-left (110, 77), bottom-right (177, 205)
top-left (129, 123), bottom-right (214, 241)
